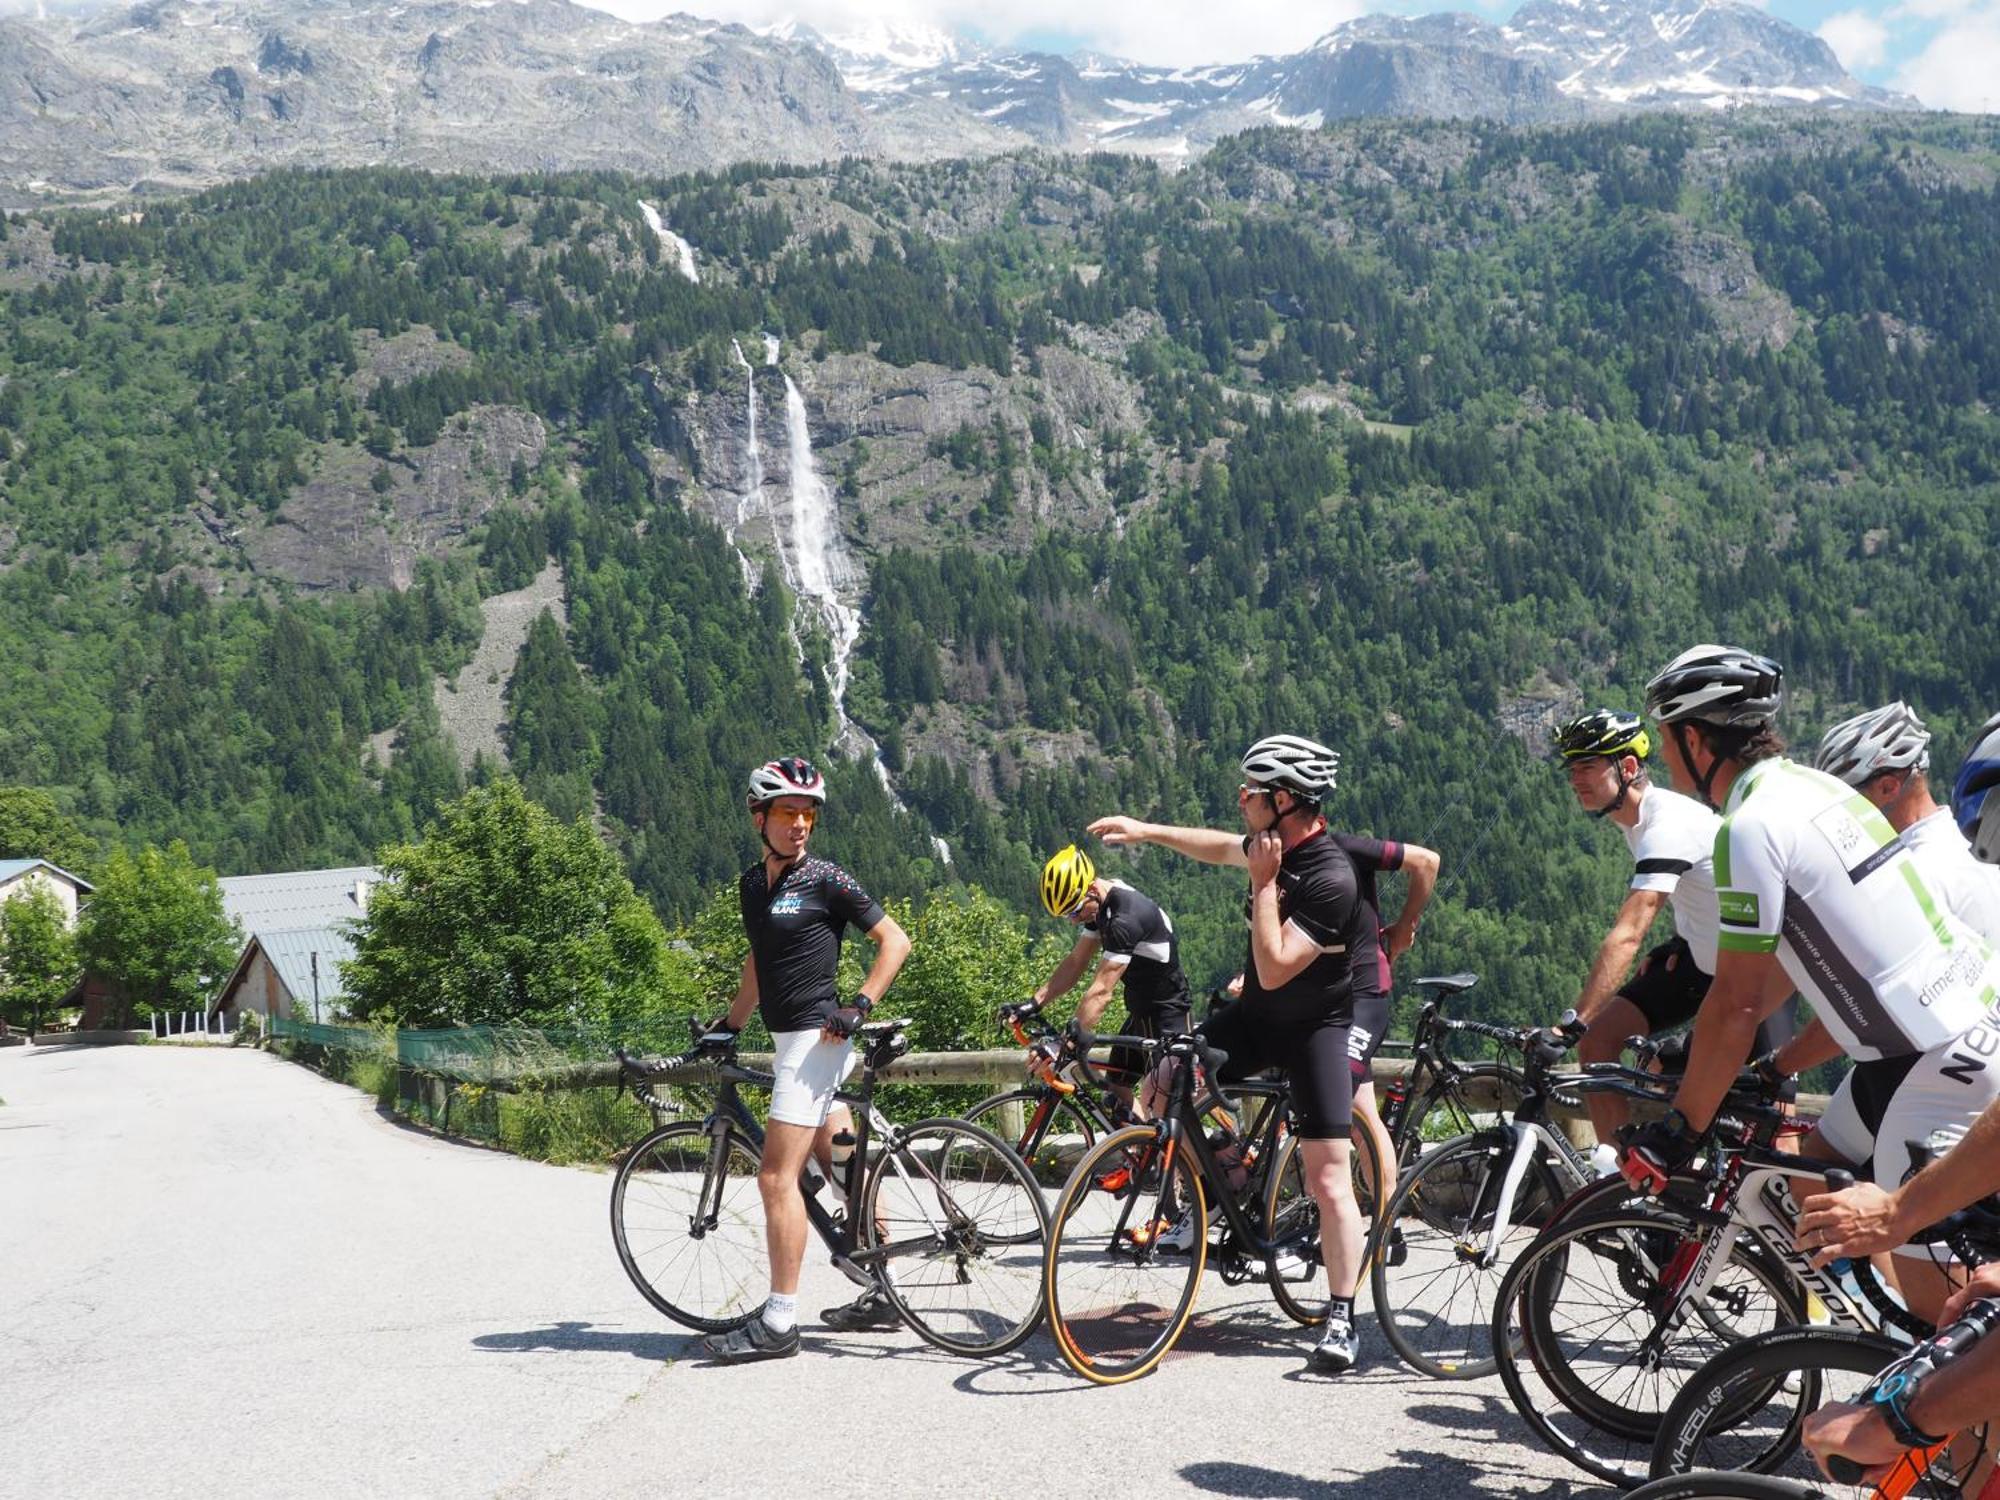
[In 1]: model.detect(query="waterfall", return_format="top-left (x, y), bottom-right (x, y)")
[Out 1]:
top-left (637, 202), bottom-right (699, 284)
top-left (725, 340), bottom-right (764, 590)
top-left (782, 373), bottom-right (870, 760)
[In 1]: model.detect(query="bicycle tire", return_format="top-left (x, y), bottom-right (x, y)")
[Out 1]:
top-left (610, 1119), bottom-right (766, 1332)
top-left (1044, 1123), bottom-right (1206, 1385)
top-left (1372, 1126), bottom-right (1571, 1378)
top-left (961, 1086), bottom-right (1099, 1242)
top-left (1626, 1476), bottom-right (1833, 1500)
top-left (860, 1117), bottom-right (1051, 1358)
top-left (1650, 1326), bottom-right (1904, 1482)
top-left (1263, 1117), bottom-right (1386, 1326)
top-left (1494, 1198), bottom-right (1807, 1487)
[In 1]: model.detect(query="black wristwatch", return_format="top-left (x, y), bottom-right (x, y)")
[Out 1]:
top-left (1871, 1376), bottom-right (1945, 1449)
top-left (854, 992), bottom-right (876, 1014)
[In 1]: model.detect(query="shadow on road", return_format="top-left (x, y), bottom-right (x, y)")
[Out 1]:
top-left (1181, 1450), bottom-right (1587, 1500)
top-left (473, 1321), bottom-right (694, 1361)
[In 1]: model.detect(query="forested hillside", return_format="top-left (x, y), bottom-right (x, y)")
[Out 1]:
top-left (3, 112), bottom-right (1997, 1027)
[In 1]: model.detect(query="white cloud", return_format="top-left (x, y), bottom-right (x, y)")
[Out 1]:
top-left (578, 0), bottom-right (1368, 68)
top-left (1893, 2), bottom-right (2000, 109)
top-left (1817, 8), bottom-right (1890, 68)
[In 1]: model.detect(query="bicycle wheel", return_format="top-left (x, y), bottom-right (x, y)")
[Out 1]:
top-left (1650, 1326), bottom-right (1903, 1482)
top-left (1627, 1476), bottom-right (1833, 1500)
top-left (1263, 1118), bottom-right (1386, 1325)
top-left (1372, 1127), bottom-right (1570, 1378)
top-left (1044, 1123), bottom-right (1206, 1384)
top-left (1494, 1199), bottom-right (1806, 1486)
top-left (861, 1118), bottom-right (1051, 1358)
top-left (610, 1120), bottom-right (765, 1332)
top-left (961, 1086), bottom-right (1099, 1195)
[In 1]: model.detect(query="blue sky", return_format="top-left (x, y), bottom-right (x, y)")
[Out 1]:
top-left (583, 0), bottom-right (2000, 110)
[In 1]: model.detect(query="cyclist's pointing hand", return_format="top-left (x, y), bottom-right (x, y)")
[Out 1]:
top-left (1797, 1179), bottom-right (1901, 1267)
top-left (1087, 815), bottom-right (1145, 847)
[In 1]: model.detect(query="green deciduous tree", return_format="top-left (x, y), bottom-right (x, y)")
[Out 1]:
top-left (0, 882), bottom-right (78, 1033)
top-left (343, 777), bottom-right (675, 1028)
top-left (75, 842), bottom-right (239, 1028)
top-left (0, 787), bottom-right (97, 875)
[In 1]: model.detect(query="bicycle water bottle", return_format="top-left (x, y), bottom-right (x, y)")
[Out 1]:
top-left (1383, 1073), bottom-right (1409, 1135)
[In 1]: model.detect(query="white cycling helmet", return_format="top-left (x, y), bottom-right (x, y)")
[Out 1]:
top-left (1814, 701), bottom-right (1931, 788)
top-left (1240, 734), bottom-right (1340, 802)
top-left (746, 756), bottom-right (826, 808)
top-left (1952, 712), bottom-right (2000, 866)
top-left (1643, 644), bottom-right (1784, 728)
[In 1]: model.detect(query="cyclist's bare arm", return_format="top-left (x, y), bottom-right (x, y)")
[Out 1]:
top-left (1034, 933), bottom-right (1101, 1006)
top-left (1803, 1313), bottom-right (2000, 1476)
top-left (1573, 887), bottom-right (1666, 1022)
top-left (723, 953), bottom-right (759, 1029)
top-left (1089, 814), bottom-right (1249, 868)
top-left (1802, 1097), bottom-right (2000, 1264)
top-left (857, 913), bottom-right (911, 1004)
top-left (1070, 955), bottom-right (1126, 1033)
top-left (1384, 842), bottom-right (1441, 960)
top-left (1670, 946), bottom-right (1792, 1129)
top-left (1774, 1014), bottom-right (1843, 1076)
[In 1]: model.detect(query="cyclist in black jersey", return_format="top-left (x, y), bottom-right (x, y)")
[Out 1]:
top-left (699, 757), bottom-right (911, 1363)
top-left (1090, 732), bottom-right (1374, 1374)
top-left (1335, 831), bottom-right (1441, 1208)
top-left (1030, 843), bottom-right (1191, 1120)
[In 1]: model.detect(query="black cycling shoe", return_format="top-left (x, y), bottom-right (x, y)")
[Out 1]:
top-left (821, 1285), bottom-right (901, 1332)
top-left (701, 1313), bottom-right (800, 1363)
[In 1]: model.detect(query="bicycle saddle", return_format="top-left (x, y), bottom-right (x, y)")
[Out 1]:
top-left (1414, 972), bottom-right (1478, 996)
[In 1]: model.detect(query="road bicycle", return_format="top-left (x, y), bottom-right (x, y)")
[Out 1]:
top-left (1041, 1027), bottom-right (1385, 1384)
top-left (610, 1017), bottom-right (1049, 1358)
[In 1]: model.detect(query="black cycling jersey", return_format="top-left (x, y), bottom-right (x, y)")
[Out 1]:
top-left (1083, 881), bottom-right (1190, 1018)
top-left (1238, 827), bottom-right (1370, 1026)
top-left (1332, 832), bottom-right (1401, 1001)
top-left (739, 855), bottom-right (885, 1034)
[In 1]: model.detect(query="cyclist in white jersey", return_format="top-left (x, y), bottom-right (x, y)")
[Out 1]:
top-left (1620, 646), bottom-right (2000, 1309)
top-left (1553, 708), bottom-right (1794, 1150)
top-left (1816, 701), bottom-right (2000, 942)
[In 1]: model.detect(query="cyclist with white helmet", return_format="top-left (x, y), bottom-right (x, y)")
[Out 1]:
top-left (1029, 843), bottom-right (1191, 1119)
top-left (1090, 732), bottom-right (1375, 1373)
top-left (1621, 648), bottom-right (2000, 1321)
top-left (700, 756), bottom-right (912, 1362)
top-left (1553, 707), bottom-right (1795, 1154)
top-left (1816, 701), bottom-right (2000, 941)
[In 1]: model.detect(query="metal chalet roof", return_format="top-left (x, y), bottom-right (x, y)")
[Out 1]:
top-left (0, 858), bottom-right (94, 890)
top-left (218, 866), bottom-right (380, 933)
top-left (254, 925), bottom-right (360, 1013)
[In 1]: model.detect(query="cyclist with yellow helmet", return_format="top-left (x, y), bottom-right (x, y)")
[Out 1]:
top-left (1554, 707), bottom-right (1795, 1153)
top-left (1030, 844), bottom-right (1191, 1120)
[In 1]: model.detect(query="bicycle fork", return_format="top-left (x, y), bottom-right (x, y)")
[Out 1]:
top-left (1467, 1127), bottom-right (1541, 1269)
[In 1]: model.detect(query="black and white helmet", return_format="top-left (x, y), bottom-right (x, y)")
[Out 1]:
top-left (1241, 734), bottom-right (1340, 802)
top-left (1643, 645), bottom-right (1784, 728)
top-left (746, 756), bottom-right (826, 809)
top-left (1814, 702), bottom-right (1931, 788)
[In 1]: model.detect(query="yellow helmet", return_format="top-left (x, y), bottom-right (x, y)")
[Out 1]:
top-left (1039, 844), bottom-right (1096, 918)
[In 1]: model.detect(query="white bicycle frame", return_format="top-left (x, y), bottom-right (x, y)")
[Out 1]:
top-left (1656, 1161), bottom-right (1903, 1339)
top-left (1467, 1119), bottom-right (1595, 1267)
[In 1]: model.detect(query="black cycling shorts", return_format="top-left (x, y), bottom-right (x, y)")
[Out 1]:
top-left (1618, 935), bottom-right (1797, 1092)
top-left (1105, 1003), bottom-right (1190, 1083)
top-left (1347, 991), bottom-right (1390, 1084)
top-left (1200, 1002), bottom-right (1352, 1141)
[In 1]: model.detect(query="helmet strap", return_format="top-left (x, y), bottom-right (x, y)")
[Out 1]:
top-left (1589, 756), bottom-right (1637, 820)
top-left (1675, 724), bottom-right (1726, 811)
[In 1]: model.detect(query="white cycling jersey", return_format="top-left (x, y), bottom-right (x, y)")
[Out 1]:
top-left (1620, 786), bottom-right (1722, 973)
top-left (1714, 758), bottom-right (2000, 1061)
top-left (1898, 808), bottom-right (2000, 945)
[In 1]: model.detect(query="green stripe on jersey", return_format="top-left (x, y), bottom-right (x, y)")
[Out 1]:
top-left (1899, 862), bottom-right (1954, 949)
top-left (1718, 930), bottom-right (1781, 954)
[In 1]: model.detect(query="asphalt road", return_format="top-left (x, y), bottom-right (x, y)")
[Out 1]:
top-left (0, 1044), bottom-right (1596, 1500)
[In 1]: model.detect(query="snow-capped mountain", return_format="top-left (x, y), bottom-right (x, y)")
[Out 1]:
top-left (820, 0), bottom-right (1915, 157)
top-left (0, 0), bottom-right (1918, 205)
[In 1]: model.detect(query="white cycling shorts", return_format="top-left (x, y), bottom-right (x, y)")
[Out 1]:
top-left (1817, 1004), bottom-right (2000, 1259)
top-left (767, 1028), bottom-right (859, 1129)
